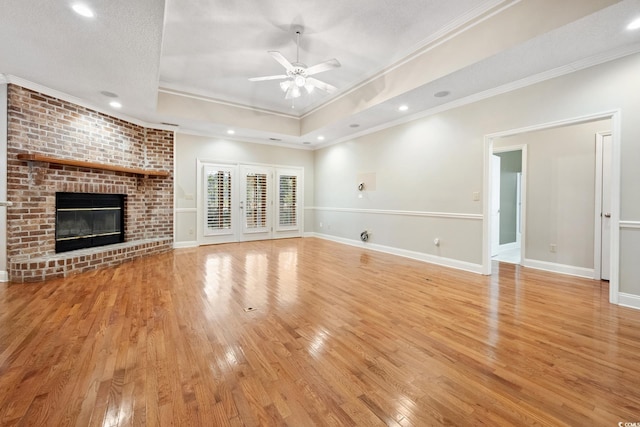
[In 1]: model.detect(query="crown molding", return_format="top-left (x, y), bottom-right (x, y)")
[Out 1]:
top-left (175, 127), bottom-right (313, 151)
top-left (4, 75), bottom-right (178, 132)
top-left (314, 44), bottom-right (640, 150)
top-left (158, 86), bottom-right (299, 120)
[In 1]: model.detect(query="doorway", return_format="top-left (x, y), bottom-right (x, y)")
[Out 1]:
top-left (491, 148), bottom-right (524, 265)
top-left (483, 111), bottom-right (621, 304)
top-left (197, 162), bottom-right (303, 245)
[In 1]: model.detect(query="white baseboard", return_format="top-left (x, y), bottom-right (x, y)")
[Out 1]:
top-left (303, 232), bottom-right (316, 238)
top-left (618, 293), bottom-right (640, 311)
top-left (312, 233), bottom-right (483, 274)
top-left (522, 258), bottom-right (594, 279)
top-left (173, 241), bottom-right (198, 249)
top-left (0, 271), bottom-right (8, 282)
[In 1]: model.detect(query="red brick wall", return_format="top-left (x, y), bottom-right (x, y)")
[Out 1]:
top-left (6, 85), bottom-right (173, 275)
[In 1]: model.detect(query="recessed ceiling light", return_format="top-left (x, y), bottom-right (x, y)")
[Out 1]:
top-left (100, 91), bottom-right (118, 98)
top-left (434, 91), bottom-right (450, 98)
top-left (303, 141), bottom-right (312, 145)
top-left (269, 137), bottom-right (282, 141)
top-left (628, 17), bottom-right (640, 30)
top-left (349, 124), bottom-right (360, 128)
top-left (72, 3), bottom-right (95, 18)
top-left (227, 129), bottom-right (235, 135)
top-left (109, 101), bottom-right (122, 109)
top-left (317, 136), bottom-right (325, 141)
top-left (398, 105), bottom-right (409, 112)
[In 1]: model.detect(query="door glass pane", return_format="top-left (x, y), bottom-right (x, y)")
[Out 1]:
top-left (207, 171), bottom-right (232, 230)
top-left (246, 173), bottom-right (267, 229)
top-left (279, 175), bottom-right (297, 227)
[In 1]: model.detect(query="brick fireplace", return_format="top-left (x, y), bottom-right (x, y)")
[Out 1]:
top-left (6, 85), bottom-right (174, 282)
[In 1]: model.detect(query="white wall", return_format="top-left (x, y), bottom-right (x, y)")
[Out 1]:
top-left (174, 133), bottom-right (314, 244)
top-left (495, 119), bottom-right (610, 269)
top-left (313, 52), bottom-right (640, 298)
top-left (0, 83), bottom-right (7, 281)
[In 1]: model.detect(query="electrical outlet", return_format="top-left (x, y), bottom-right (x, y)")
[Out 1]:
top-left (550, 243), bottom-right (557, 253)
top-left (319, 222), bottom-right (323, 228)
top-left (472, 191), bottom-right (480, 201)
top-left (188, 228), bottom-right (194, 235)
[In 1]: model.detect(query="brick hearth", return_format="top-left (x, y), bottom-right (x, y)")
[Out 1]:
top-left (6, 85), bottom-right (174, 282)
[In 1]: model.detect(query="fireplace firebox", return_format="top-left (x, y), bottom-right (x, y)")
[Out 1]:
top-left (55, 192), bottom-right (125, 253)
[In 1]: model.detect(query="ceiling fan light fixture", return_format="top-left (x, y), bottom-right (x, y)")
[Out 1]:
top-left (294, 75), bottom-right (306, 87)
top-left (305, 84), bottom-right (315, 94)
top-left (291, 86), bottom-right (301, 98)
top-left (280, 80), bottom-right (292, 92)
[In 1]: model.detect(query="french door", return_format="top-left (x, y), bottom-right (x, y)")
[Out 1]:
top-left (199, 162), bottom-right (302, 245)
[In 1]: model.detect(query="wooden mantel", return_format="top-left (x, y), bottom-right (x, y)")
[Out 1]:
top-left (17, 153), bottom-right (170, 177)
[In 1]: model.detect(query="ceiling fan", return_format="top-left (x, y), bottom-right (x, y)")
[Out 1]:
top-left (249, 27), bottom-right (341, 100)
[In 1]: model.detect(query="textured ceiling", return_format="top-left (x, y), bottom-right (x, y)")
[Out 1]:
top-left (159, 0), bottom-right (502, 115)
top-left (1, 0), bottom-right (640, 148)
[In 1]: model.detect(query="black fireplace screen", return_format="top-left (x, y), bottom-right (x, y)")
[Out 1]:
top-left (55, 192), bottom-right (125, 253)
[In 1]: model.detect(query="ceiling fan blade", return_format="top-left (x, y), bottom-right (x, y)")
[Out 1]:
top-left (307, 77), bottom-right (337, 94)
top-left (306, 58), bottom-right (341, 76)
top-left (269, 51), bottom-right (295, 72)
top-left (248, 75), bottom-right (288, 82)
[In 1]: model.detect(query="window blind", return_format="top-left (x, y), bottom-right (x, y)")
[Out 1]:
top-left (206, 171), bottom-right (232, 230)
top-left (245, 173), bottom-right (267, 229)
top-left (279, 175), bottom-right (297, 227)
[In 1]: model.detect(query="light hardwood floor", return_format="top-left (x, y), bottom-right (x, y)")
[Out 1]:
top-left (1, 237), bottom-right (640, 426)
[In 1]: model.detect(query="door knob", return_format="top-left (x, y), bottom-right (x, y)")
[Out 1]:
top-left (604, 213), bottom-right (611, 218)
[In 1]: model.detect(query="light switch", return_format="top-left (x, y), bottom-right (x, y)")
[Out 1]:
top-left (472, 192), bottom-right (480, 201)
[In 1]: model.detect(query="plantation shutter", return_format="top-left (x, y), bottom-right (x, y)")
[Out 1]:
top-left (206, 169), bottom-right (233, 233)
top-left (278, 174), bottom-right (297, 228)
top-left (245, 173), bottom-right (268, 229)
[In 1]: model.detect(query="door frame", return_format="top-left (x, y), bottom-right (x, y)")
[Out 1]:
top-left (492, 145), bottom-right (527, 265)
top-left (482, 110), bottom-right (621, 305)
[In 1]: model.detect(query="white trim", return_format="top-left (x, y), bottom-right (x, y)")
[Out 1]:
top-left (175, 128), bottom-right (313, 151)
top-left (0, 75), bottom-right (7, 84)
top-left (618, 293), bottom-right (640, 311)
top-left (312, 233), bottom-right (483, 274)
top-left (4, 75), bottom-right (178, 132)
top-left (620, 221), bottom-right (640, 229)
top-left (158, 87), bottom-right (299, 119)
top-left (173, 241), bottom-right (198, 249)
top-left (0, 83), bottom-right (7, 284)
top-left (310, 206), bottom-right (482, 220)
top-left (314, 45), bottom-right (640, 151)
top-left (176, 207), bottom-right (197, 213)
top-left (522, 258), bottom-right (595, 279)
top-left (303, 232), bottom-right (316, 238)
top-left (610, 111), bottom-right (622, 304)
top-left (483, 110), bottom-right (621, 304)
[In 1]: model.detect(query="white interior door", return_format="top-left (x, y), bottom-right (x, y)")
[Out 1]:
top-left (201, 164), bottom-right (238, 244)
top-left (491, 155), bottom-right (501, 256)
top-left (240, 166), bottom-right (272, 242)
top-left (601, 134), bottom-right (612, 281)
